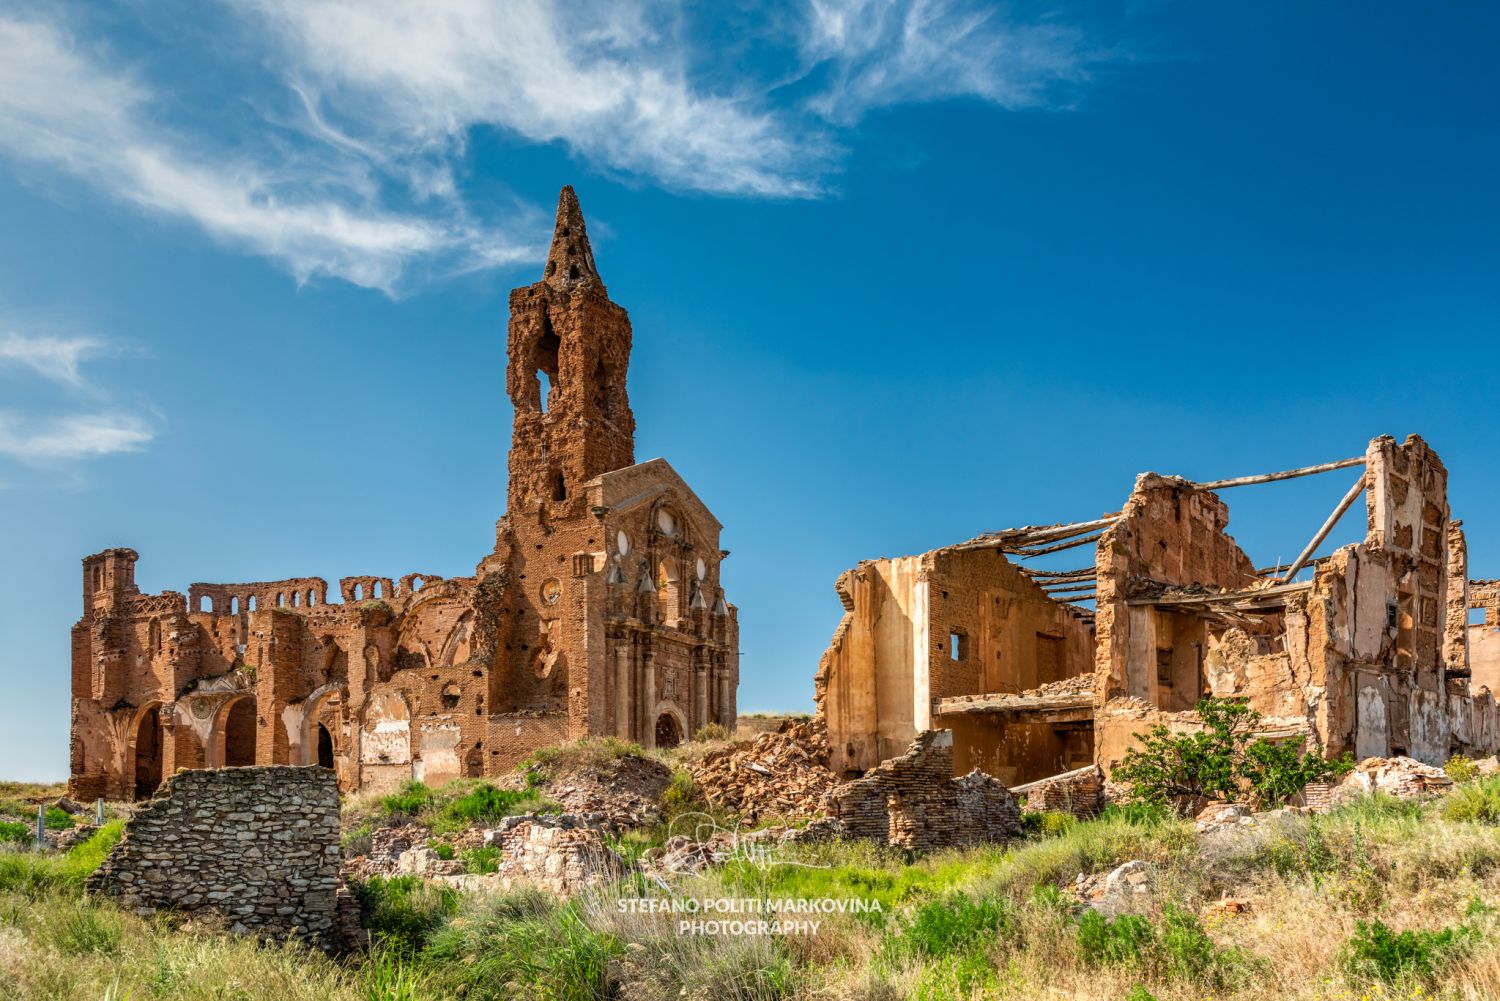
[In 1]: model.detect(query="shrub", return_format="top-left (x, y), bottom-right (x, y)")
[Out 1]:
top-left (1077, 904), bottom-right (1247, 987)
top-left (1442, 775), bottom-right (1500, 824)
top-left (692, 722), bottom-right (729, 742)
top-left (1445, 754), bottom-right (1479, 784)
top-left (433, 784), bottom-right (555, 834)
top-left (1115, 697), bottom-right (1350, 807)
top-left (427, 840), bottom-right (456, 861)
top-left (462, 845), bottom-right (501, 874)
top-left (380, 781), bottom-right (436, 819)
top-left (0, 820), bottom-right (31, 845)
top-left (353, 875), bottom-right (460, 956)
top-left (885, 893), bottom-right (1017, 962)
top-left (1077, 910), bottom-right (1154, 967)
top-left (1343, 918), bottom-right (1476, 984)
top-left (44, 806), bottom-right (76, 830)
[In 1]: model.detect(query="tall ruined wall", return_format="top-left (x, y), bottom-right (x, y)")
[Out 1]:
top-left (1093, 476), bottom-right (1262, 770)
top-left (816, 546), bottom-right (1091, 778)
top-left (1299, 435), bottom-right (1459, 763)
top-left (87, 767), bottom-right (346, 950)
top-left (1467, 579), bottom-right (1500, 695)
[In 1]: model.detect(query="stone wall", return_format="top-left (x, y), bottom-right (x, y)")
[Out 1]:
top-left (827, 730), bottom-right (1021, 851)
top-left (86, 766), bottom-right (349, 951)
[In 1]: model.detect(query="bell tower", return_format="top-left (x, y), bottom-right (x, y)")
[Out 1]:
top-left (505, 186), bottom-right (635, 520)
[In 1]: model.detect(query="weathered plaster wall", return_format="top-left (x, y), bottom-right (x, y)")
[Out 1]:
top-left (816, 546), bottom-right (1092, 779)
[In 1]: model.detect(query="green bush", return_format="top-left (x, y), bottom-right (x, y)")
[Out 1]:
top-left (1445, 754), bottom-right (1479, 784)
top-left (1441, 775), bottom-right (1500, 824)
top-left (0, 820), bottom-right (124, 899)
top-left (427, 840), bottom-right (456, 861)
top-left (433, 784), bottom-right (555, 834)
top-left (353, 875), bottom-right (461, 957)
top-left (44, 806), bottom-right (76, 830)
top-left (1077, 910), bottom-right (1154, 967)
top-left (461, 845), bottom-right (501, 874)
top-left (1115, 697), bottom-right (1351, 807)
top-left (380, 781), bottom-right (436, 819)
top-left (1343, 918), bottom-right (1476, 984)
top-left (1076, 904), bottom-right (1247, 987)
top-left (0, 820), bottom-right (31, 845)
top-left (884, 893), bottom-right (1016, 962)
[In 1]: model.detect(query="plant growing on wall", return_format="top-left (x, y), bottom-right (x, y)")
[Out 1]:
top-left (1115, 697), bottom-right (1352, 808)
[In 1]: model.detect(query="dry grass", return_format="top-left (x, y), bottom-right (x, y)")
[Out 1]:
top-left (2, 789), bottom-right (1499, 999)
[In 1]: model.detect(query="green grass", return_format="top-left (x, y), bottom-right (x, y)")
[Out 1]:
top-left (371, 779), bottom-right (558, 835)
top-left (0, 819), bottom-right (124, 899)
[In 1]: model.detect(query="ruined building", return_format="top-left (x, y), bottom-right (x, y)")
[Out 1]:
top-left (815, 434), bottom-right (1499, 786)
top-left (70, 187), bottom-right (739, 801)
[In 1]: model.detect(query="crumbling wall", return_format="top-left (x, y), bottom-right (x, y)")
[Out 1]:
top-left (86, 766), bottom-right (347, 950)
top-left (1093, 475), bottom-right (1265, 769)
top-left (827, 731), bottom-right (1021, 851)
top-left (817, 546), bottom-right (1093, 779)
top-left (1297, 436), bottom-right (1458, 762)
top-left (1468, 579), bottom-right (1500, 695)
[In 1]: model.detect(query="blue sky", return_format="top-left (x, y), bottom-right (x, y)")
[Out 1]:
top-left (0, 1), bottom-right (1495, 781)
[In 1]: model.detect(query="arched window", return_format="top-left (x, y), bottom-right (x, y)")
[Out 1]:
top-left (230, 596), bottom-right (239, 615)
top-left (552, 470), bottom-right (567, 502)
top-left (199, 595), bottom-right (213, 613)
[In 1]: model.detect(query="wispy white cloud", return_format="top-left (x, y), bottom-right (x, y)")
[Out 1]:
top-left (0, 411), bottom-right (154, 460)
top-left (0, 14), bottom-right (533, 293)
top-left (801, 0), bottom-right (1096, 123)
top-left (239, 0), bottom-right (830, 198)
top-left (0, 332), bottom-right (108, 388)
top-left (0, 3), bottom-right (1108, 291)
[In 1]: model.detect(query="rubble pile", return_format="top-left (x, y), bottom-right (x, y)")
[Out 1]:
top-left (1330, 756), bottom-right (1454, 804)
top-left (690, 719), bottom-right (840, 823)
top-left (499, 753), bottom-right (674, 830)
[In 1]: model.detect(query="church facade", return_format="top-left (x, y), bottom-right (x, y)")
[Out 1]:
top-left (69, 187), bottom-right (739, 800)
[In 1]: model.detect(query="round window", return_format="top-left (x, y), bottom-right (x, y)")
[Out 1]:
top-left (540, 578), bottom-right (562, 605)
top-left (657, 509), bottom-right (676, 536)
top-left (696, 558), bottom-right (707, 581)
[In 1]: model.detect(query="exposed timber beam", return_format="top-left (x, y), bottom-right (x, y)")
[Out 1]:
top-left (953, 516), bottom-right (1120, 553)
top-left (1128, 579), bottom-right (1314, 607)
top-left (1279, 471), bottom-right (1368, 583)
top-left (1194, 455), bottom-right (1365, 491)
top-left (1016, 532), bottom-right (1106, 558)
top-left (1022, 567), bottom-right (1098, 579)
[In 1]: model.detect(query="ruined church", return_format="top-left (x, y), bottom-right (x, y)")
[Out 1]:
top-left (70, 187), bottom-right (740, 801)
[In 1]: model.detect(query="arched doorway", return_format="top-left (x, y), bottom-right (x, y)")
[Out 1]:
top-left (655, 712), bottom-right (683, 749)
top-left (223, 698), bottom-right (257, 767)
top-left (317, 723), bottom-right (335, 769)
top-left (134, 706), bottom-right (162, 799)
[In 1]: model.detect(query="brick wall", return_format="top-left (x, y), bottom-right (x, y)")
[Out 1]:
top-left (828, 730), bottom-right (1021, 851)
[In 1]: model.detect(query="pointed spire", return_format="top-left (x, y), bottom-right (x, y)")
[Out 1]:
top-left (543, 185), bottom-right (603, 291)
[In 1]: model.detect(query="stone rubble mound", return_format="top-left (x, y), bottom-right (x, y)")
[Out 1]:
top-left (1331, 755), bottom-right (1453, 803)
top-left (498, 753), bottom-right (674, 831)
top-left (689, 719), bottom-right (839, 823)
